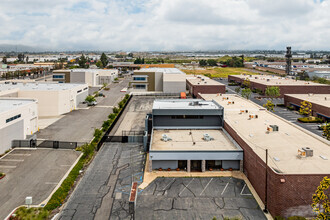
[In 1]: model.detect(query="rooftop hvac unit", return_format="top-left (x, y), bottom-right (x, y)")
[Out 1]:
top-left (203, 133), bottom-right (214, 141)
top-left (302, 147), bottom-right (313, 157)
top-left (161, 134), bottom-right (172, 142)
top-left (270, 125), bottom-right (279, 131)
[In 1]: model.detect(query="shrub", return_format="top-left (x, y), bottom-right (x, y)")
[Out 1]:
top-left (287, 106), bottom-right (294, 110)
top-left (125, 94), bottom-right (130, 100)
top-left (113, 107), bottom-right (119, 114)
top-left (287, 216), bottom-right (306, 220)
top-left (102, 120), bottom-right (111, 131)
top-left (14, 207), bottom-right (49, 220)
top-left (0, 172), bottom-right (5, 177)
top-left (274, 216), bottom-right (285, 220)
top-left (118, 101), bottom-right (124, 109)
top-left (108, 113), bottom-right (116, 120)
top-left (298, 117), bottom-right (323, 123)
top-left (93, 129), bottom-right (103, 142)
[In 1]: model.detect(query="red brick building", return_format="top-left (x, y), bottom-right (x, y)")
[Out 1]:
top-left (228, 75), bottom-right (330, 98)
top-left (201, 94), bottom-right (330, 218)
top-left (186, 75), bottom-right (226, 98)
top-left (284, 94), bottom-right (330, 121)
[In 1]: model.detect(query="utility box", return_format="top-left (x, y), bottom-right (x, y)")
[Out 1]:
top-left (270, 125), bottom-right (279, 131)
top-left (129, 182), bottom-right (138, 216)
top-left (25, 197), bottom-right (32, 207)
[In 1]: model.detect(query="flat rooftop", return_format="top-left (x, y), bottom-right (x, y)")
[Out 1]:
top-left (285, 94), bottom-right (330, 109)
top-left (187, 75), bottom-right (224, 86)
top-left (230, 74), bottom-right (328, 86)
top-left (135, 68), bottom-right (185, 74)
top-left (0, 98), bottom-right (36, 113)
top-left (201, 94), bottom-right (330, 175)
top-left (153, 99), bottom-right (221, 110)
top-left (151, 129), bottom-right (238, 151)
top-left (0, 82), bottom-right (87, 92)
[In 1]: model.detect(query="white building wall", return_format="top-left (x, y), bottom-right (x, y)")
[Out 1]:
top-left (71, 71), bottom-right (87, 85)
top-left (163, 74), bottom-right (186, 93)
top-left (18, 90), bottom-right (60, 117)
top-left (154, 71), bottom-right (163, 91)
top-left (0, 100), bottom-right (38, 153)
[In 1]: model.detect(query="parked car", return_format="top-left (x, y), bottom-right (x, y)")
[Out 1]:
top-left (98, 92), bottom-right (105, 97)
top-left (87, 101), bottom-right (98, 106)
top-left (318, 123), bottom-right (328, 130)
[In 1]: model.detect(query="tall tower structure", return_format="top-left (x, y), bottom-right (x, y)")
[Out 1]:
top-left (285, 46), bottom-right (292, 75)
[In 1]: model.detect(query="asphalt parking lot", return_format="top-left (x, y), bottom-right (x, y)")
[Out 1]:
top-left (0, 148), bottom-right (81, 220)
top-left (135, 177), bottom-right (266, 220)
top-left (59, 143), bottom-right (145, 220)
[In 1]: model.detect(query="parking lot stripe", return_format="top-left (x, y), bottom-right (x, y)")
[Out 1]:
top-left (200, 178), bottom-right (213, 195)
top-left (45, 182), bottom-right (58, 185)
top-left (9, 154), bottom-right (31, 156)
top-left (179, 178), bottom-right (194, 196)
top-left (0, 159), bottom-right (24, 162)
top-left (240, 184), bottom-right (252, 196)
top-left (0, 165), bottom-right (16, 168)
top-left (163, 178), bottom-right (176, 191)
top-left (221, 182), bottom-right (229, 195)
top-left (60, 165), bottom-right (72, 167)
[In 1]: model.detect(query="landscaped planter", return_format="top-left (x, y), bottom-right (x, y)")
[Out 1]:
top-left (0, 173), bottom-right (6, 180)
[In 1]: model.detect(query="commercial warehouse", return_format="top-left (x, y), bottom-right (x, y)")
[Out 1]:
top-left (0, 98), bottom-right (38, 154)
top-left (186, 75), bottom-right (226, 98)
top-left (130, 68), bottom-right (186, 93)
top-left (284, 94), bottom-right (330, 121)
top-left (53, 69), bottom-right (118, 86)
top-left (148, 99), bottom-right (243, 172)
top-left (201, 93), bottom-right (330, 218)
top-left (0, 82), bottom-right (88, 117)
top-left (228, 75), bottom-right (330, 97)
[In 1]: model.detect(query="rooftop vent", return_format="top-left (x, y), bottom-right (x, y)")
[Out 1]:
top-left (270, 125), bottom-right (279, 131)
top-left (161, 134), bottom-right (172, 142)
top-left (203, 133), bottom-right (214, 141)
top-left (189, 101), bottom-right (200, 106)
top-left (12, 82), bottom-right (17, 85)
top-left (298, 147), bottom-right (313, 158)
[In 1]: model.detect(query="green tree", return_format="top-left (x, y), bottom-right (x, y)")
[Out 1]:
top-left (127, 52), bottom-right (133, 58)
top-left (235, 87), bottom-right (241, 93)
top-left (199, 59), bottom-right (207, 66)
top-left (95, 60), bottom-right (103, 68)
top-left (85, 95), bottom-right (96, 103)
top-left (299, 100), bottom-right (312, 116)
top-left (100, 53), bottom-right (108, 68)
top-left (2, 56), bottom-right (7, 64)
top-left (242, 79), bottom-right (250, 88)
top-left (207, 59), bottom-right (217, 66)
top-left (79, 54), bottom-right (88, 68)
top-left (323, 124), bottom-right (330, 140)
top-left (265, 86), bottom-right (280, 98)
top-left (312, 176), bottom-right (330, 219)
top-left (263, 100), bottom-right (275, 111)
top-left (241, 88), bottom-right (252, 99)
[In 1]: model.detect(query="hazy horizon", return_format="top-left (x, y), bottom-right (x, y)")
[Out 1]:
top-left (0, 0), bottom-right (329, 51)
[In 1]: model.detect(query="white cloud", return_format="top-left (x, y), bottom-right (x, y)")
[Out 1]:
top-left (0, 0), bottom-right (329, 51)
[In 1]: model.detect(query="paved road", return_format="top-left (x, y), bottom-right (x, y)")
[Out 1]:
top-left (37, 78), bottom-right (130, 143)
top-left (136, 177), bottom-right (266, 220)
top-left (0, 148), bottom-right (81, 220)
top-left (59, 143), bottom-right (145, 220)
top-left (217, 78), bottom-right (325, 138)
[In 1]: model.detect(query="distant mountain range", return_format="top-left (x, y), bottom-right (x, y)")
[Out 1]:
top-left (0, 44), bottom-right (47, 53)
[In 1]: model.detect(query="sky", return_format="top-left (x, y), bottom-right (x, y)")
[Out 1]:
top-left (0, 0), bottom-right (329, 51)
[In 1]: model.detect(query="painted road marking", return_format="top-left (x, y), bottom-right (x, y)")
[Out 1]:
top-left (179, 178), bottom-right (194, 196)
top-left (0, 159), bottom-right (24, 162)
top-left (221, 182), bottom-right (229, 195)
top-left (0, 165), bottom-right (16, 168)
top-left (240, 184), bottom-right (252, 196)
top-left (60, 165), bottom-right (72, 167)
top-left (9, 154), bottom-right (31, 156)
top-left (45, 182), bottom-right (58, 185)
top-left (163, 178), bottom-right (176, 191)
top-left (200, 178), bottom-right (213, 195)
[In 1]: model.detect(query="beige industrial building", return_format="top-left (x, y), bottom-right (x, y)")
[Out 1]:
top-left (130, 68), bottom-right (186, 93)
top-left (53, 69), bottom-right (118, 86)
top-left (0, 82), bottom-right (88, 117)
top-left (0, 98), bottom-right (38, 154)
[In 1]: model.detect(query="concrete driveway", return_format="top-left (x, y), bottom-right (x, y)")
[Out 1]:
top-left (0, 148), bottom-right (81, 220)
top-left (37, 78), bottom-right (130, 143)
